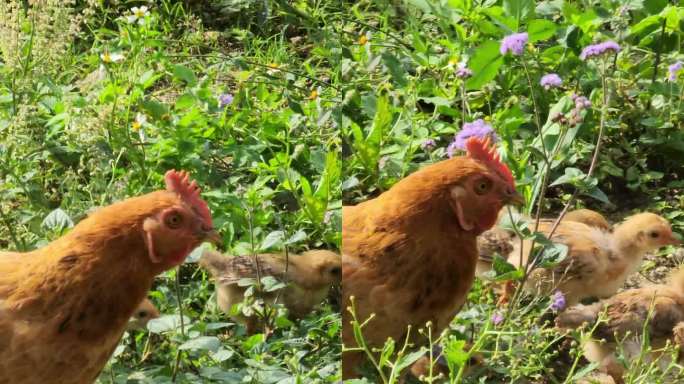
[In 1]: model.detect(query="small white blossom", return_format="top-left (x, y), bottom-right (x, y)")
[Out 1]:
top-left (132, 113), bottom-right (147, 131)
top-left (100, 52), bottom-right (124, 63)
top-left (126, 6), bottom-right (150, 25)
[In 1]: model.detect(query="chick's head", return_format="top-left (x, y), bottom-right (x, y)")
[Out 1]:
top-left (618, 213), bottom-right (680, 252)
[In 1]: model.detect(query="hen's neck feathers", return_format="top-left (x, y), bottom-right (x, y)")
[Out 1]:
top-left (0, 191), bottom-right (176, 341)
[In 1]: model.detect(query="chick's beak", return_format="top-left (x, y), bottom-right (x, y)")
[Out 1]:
top-left (666, 233), bottom-right (682, 246)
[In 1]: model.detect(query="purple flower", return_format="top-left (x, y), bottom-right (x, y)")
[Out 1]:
top-left (491, 311), bottom-right (504, 326)
top-left (668, 61), bottom-right (683, 82)
top-left (540, 73), bottom-right (562, 90)
top-left (500, 32), bottom-right (528, 56)
top-left (447, 119), bottom-right (498, 157)
top-left (571, 93), bottom-right (592, 110)
top-left (550, 290), bottom-right (566, 312)
top-left (421, 139), bottom-right (436, 150)
top-left (456, 63), bottom-right (473, 79)
top-left (580, 41), bottom-right (621, 60)
top-left (218, 93), bottom-right (234, 108)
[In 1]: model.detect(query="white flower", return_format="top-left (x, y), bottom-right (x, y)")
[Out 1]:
top-left (126, 6), bottom-right (150, 25)
top-left (100, 52), bottom-right (125, 64)
top-left (132, 113), bottom-right (147, 131)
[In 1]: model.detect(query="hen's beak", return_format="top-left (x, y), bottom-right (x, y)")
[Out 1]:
top-left (202, 229), bottom-right (222, 245)
top-left (506, 190), bottom-right (525, 207)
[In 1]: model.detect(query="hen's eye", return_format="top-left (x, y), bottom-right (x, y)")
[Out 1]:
top-left (474, 179), bottom-right (492, 195)
top-left (137, 311), bottom-right (148, 318)
top-left (165, 212), bottom-right (183, 229)
top-left (650, 231), bottom-right (659, 239)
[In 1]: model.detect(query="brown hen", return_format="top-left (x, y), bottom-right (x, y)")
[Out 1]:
top-left (0, 170), bottom-right (218, 384)
top-left (342, 137), bottom-right (521, 378)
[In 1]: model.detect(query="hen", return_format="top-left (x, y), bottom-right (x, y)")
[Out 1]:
top-left (342, 137), bottom-right (522, 378)
top-left (0, 170), bottom-right (218, 384)
top-left (556, 267), bottom-right (684, 383)
top-left (200, 249), bottom-right (341, 334)
top-left (512, 212), bottom-right (679, 306)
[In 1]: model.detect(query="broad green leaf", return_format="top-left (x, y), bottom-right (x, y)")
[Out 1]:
top-left (503, 0), bottom-right (534, 29)
top-left (173, 64), bottom-right (197, 86)
top-left (466, 40), bottom-right (504, 90)
top-left (527, 19), bottom-right (557, 42)
top-left (178, 336), bottom-right (221, 352)
top-left (42, 208), bottom-right (74, 230)
top-left (260, 230), bottom-right (285, 251)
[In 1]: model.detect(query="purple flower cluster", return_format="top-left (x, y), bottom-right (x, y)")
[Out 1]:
top-left (568, 93), bottom-right (592, 125)
top-left (571, 93), bottom-right (592, 110)
top-left (668, 61), bottom-right (683, 82)
top-left (579, 41), bottom-right (621, 60)
top-left (456, 63), bottom-right (473, 79)
top-left (500, 32), bottom-right (528, 56)
top-left (218, 93), bottom-right (234, 109)
top-left (550, 290), bottom-right (566, 312)
top-left (447, 119), bottom-right (498, 158)
top-left (421, 139), bottom-right (436, 151)
top-left (540, 73), bottom-right (562, 90)
top-left (491, 311), bottom-right (504, 326)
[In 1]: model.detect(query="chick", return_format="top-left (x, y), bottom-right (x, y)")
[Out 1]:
top-left (556, 267), bottom-right (684, 383)
top-left (126, 298), bottom-right (160, 331)
top-left (563, 208), bottom-right (611, 232)
top-left (200, 249), bottom-right (341, 333)
top-left (477, 208), bottom-right (610, 277)
top-left (512, 212), bottom-right (679, 306)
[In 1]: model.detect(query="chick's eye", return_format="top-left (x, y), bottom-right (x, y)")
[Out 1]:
top-left (650, 231), bottom-right (659, 239)
top-left (474, 179), bottom-right (492, 195)
top-left (165, 212), bottom-right (183, 229)
top-left (137, 311), bottom-right (148, 318)
top-left (330, 266), bottom-right (341, 276)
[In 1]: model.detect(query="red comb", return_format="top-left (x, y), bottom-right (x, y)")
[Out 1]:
top-left (164, 170), bottom-right (213, 228)
top-left (465, 136), bottom-right (515, 187)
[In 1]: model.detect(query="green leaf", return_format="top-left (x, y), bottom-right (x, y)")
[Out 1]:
top-left (260, 230), bottom-right (285, 251)
top-left (527, 19), bottom-right (557, 42)
top-left (141, 100), bottom-right (168, 120)
top-left (645, 0), bottom-right (668, 14)
top-left (147, 314), bottom-right (192, 333)
top-left (466, 41), bottom-right (504, 90)
top-left (503, 0), bottom-right (534, 29)
top-left (42, 208), bottom-right (74, 230)
top-left (175, 93), bottom-right (196, 110)
top-left (179, 336), bottom-right (221, 352)
top-left (381, 52), bottom-right (408, 88)
top-left (172, 64), bottom-right (197, 86)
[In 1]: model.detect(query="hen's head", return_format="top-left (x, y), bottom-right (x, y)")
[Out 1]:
top-left (615, 212), bottom-right (680, 252)
top-left (396, 137), bottom-right (521, 234)
top-left (140, 170), bottom-right (220, 268)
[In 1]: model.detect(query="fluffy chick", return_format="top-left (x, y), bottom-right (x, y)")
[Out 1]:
top-left (511, 212), bottom-right (678, 306)
top-left (563, 208), bottom-right (611, 232)
top-left (477, 208), bottom-right (610, 277)
top-left (126, 298), bottom-right (160, 331)
top-left (200, 249), bottom-right (341, 333)
top-left (556, 267), bottom-right (684, 383)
